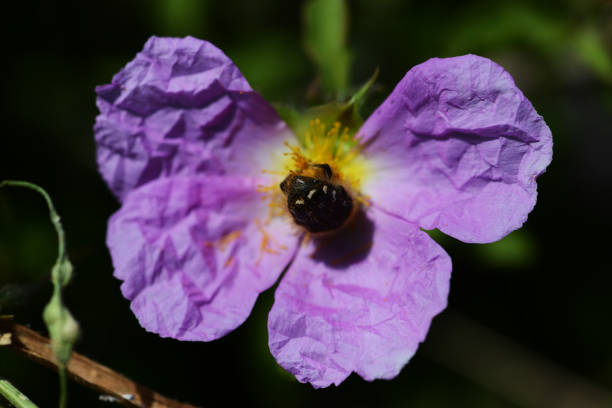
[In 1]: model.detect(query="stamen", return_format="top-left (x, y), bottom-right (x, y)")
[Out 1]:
top-left (302, 232), bottom-right (312, 247)
top-left (204, 230), bottom-right (242, 269)
top-left (356, 193), bottom-right (372, 208)
top-left (258, 183), bottom-right (287, 217)
top-left (261, 169), bottom-right (286, 176)
top-left (258, 117), bottom-right (372, 234)
top-left (255, 218), bottom-right (287, 265)
top-left (204, 230), bottom-right (242, 251)
top-left (217, 230), bottom-right (242, 251)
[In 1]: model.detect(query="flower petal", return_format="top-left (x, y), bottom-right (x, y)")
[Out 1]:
top-left (268, 208), bottom-right (451, 387)
top-left (358, 55), bottom-right (552, 243)
top-left (108, 175), bottom-right (299, 341)
top-left (95, 36), bottom-right (291, 201)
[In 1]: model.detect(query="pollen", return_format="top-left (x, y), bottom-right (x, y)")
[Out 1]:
top-left (283, 118), bottom-right (370, 194)
top-left (257, 183), bottom-right (286, 218)
top-left (258, 117), bottom-right (371, 232)
top-left (255, 218), bottom-right (287, 265)
top-left (205, 230), bottom-right (242, 251)
top-left (204, 230), bottom-right (242, 269)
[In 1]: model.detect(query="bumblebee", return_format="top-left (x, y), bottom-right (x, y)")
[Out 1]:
top-left (280, 163), bottom-right (354, 233)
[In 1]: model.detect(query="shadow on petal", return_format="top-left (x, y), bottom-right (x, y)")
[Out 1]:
top-left (309, 209), bottom-right (375, 269)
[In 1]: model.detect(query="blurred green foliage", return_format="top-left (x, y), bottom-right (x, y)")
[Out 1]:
top-left (474, 230), bottom-right (537, 270)
top-left (574, 27), bottom-right (612, 83)
top-left (154, 0), bottom-right (210, 37)
top-left (303, 0), bottom-right (351, 98)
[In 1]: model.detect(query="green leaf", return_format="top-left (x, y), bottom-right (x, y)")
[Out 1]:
top-left (274, 69), bottom-right (379, 143)
top-left (274, 102), bottom-right (356, 145)
top-left (303, 0), bottom-right (351, 98)
top-left (348, 67), bottom-right (379, 110)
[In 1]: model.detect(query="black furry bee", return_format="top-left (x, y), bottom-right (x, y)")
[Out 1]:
top-left (280, 163), bottom-right (354, 233)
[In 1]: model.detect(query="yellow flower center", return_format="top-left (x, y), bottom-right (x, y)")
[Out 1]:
top-left (290, 118), bottom-right (369, 192)
top-left (259, 118), bottom-right (371, 225)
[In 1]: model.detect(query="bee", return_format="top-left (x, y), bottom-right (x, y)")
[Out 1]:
top-left (280, 163), bottom-right (354, 233)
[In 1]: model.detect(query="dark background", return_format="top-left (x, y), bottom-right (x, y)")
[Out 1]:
top-left (1, 0), bottom-right (611, 407)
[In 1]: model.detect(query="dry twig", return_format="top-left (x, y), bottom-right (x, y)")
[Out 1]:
top-left (0, 316), bottom-right (200, 408)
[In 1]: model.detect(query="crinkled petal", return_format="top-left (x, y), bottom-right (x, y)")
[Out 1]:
top-left (268, 208), bottom-right (451, 387)
top-left (95, 36), bottom-right (291, 201)
top-left (358, 55), bottom-right (552, 243)
top-left (108, 175), bottom-right (299, 341)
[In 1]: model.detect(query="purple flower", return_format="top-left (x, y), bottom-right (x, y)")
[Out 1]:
top-left (94, 36), bottom-right (552, 387)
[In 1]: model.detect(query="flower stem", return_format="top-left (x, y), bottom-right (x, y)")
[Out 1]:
top-left (0, 379), bottom-right (39, 408)
top-left (0, 180), bottom-right (65, 263)
top-left (1, 180), bottom-right (77, 408)
top-left (59, 367), bottom-right (67, 408)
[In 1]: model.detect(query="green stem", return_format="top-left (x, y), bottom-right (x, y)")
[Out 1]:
top-left (58, 368), bottom-right (67, 408)
top-left (0, 379), bottom-right (39, 408)
top-left (0, 180), bottom-right (66, 266)
top-left (1, 180), bottom-right (73, 408)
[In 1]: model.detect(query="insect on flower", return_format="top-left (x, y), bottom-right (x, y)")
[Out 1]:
top-left (94, 36), bottom-right (552, 388)
top-left (280, 162), bottom-right (355, 234)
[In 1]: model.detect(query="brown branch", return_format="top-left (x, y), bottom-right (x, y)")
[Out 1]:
top-left (0, 316), bottom-right (200, 408)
